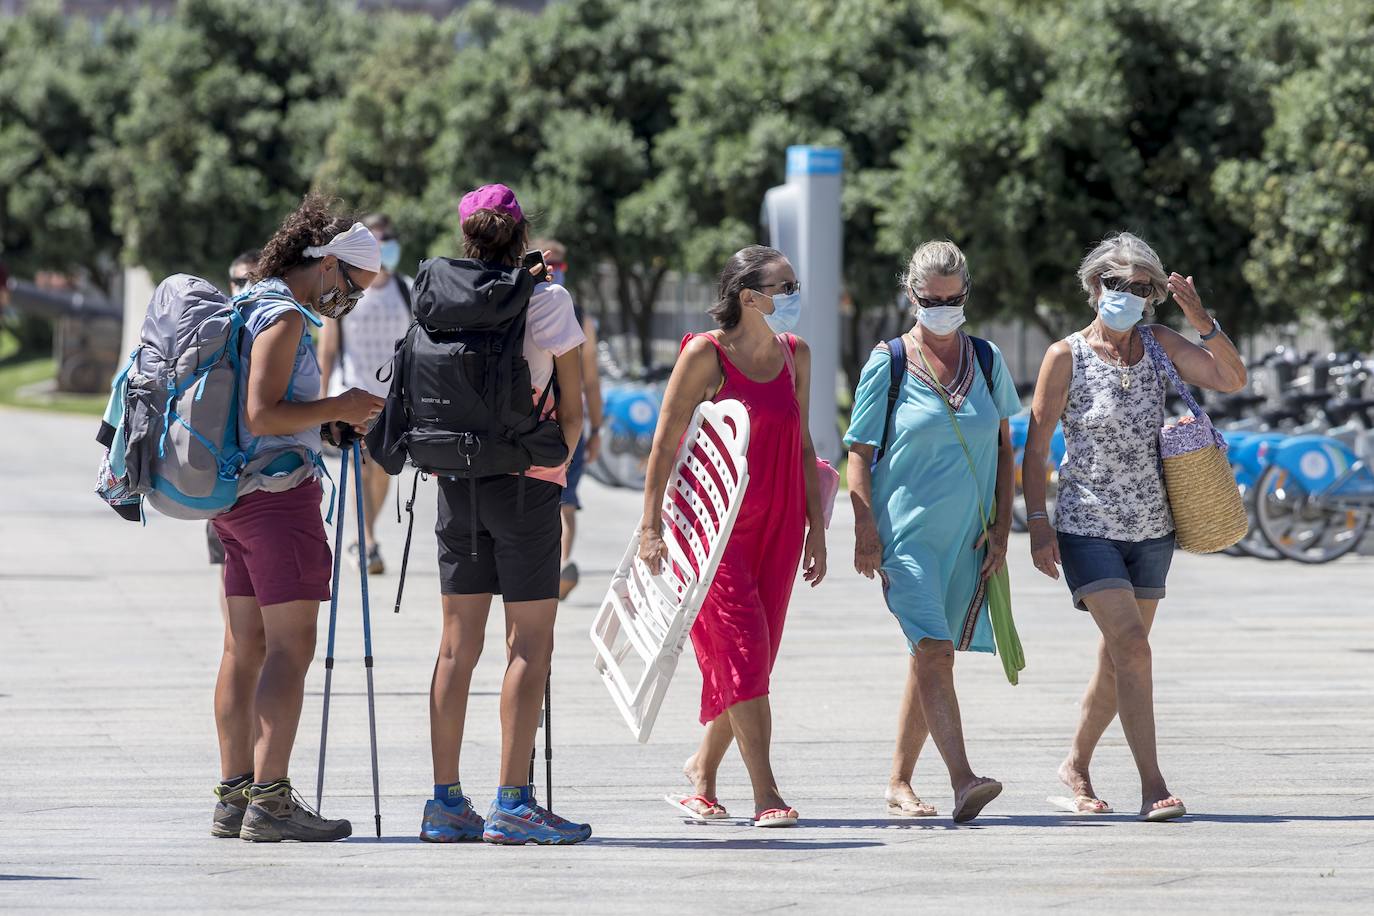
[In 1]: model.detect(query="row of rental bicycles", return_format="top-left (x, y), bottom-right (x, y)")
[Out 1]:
top-left (1011, 346), bottom-right (1374, 564)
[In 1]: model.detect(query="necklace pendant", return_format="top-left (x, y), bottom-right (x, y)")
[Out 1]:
top-left (1121, 373), bottom-right (1131, 390)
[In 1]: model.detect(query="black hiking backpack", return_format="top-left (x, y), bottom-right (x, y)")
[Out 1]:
top-left (365, 257), bottom-right (569, 478)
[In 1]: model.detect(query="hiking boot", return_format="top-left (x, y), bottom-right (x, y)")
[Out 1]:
top-left (482, 798), bottom-right (591, 845)
top-left (239, 780), bottom-right (352, 843)
top-left (367, 544), bottom-right (385, 576)
top-left (419, 798), bottom-right (485, 843)
top-left (211, 779), bottom-right (250, 838)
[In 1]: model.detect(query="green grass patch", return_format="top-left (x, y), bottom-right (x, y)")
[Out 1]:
top-left (0, 339), bottom-right (108, 417)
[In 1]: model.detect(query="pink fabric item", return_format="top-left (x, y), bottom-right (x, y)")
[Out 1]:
top-left (458, 183), bottom-right (523, 223)
top-left (213, 479), bottom-right (332, 606)
top-left (687, 333), bottom-right (806, 724)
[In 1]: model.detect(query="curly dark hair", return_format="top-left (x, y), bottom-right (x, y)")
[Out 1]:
top-left (252, 193), bottom-right (357, 282)
top-left (461, 209), bottom-right (528, 267)
top-left (709, 245), bottom-right (788, 330)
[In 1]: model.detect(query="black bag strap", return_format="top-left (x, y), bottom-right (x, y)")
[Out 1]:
top-left (876, 336), bottom-right (905, 462)
top-left (395, 273), bottom-right (413, 315)
top-left (969, 335), bottom-right (996, 397)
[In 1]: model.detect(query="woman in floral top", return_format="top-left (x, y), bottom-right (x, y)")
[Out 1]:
top-left (1024, 232), bottom-right (1245, 821)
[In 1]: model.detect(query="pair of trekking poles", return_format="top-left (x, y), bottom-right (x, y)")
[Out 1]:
top-left (315, 441), bottom-right (554, 836)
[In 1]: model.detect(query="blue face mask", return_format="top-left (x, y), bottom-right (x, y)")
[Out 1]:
top-left (1098, 288), bottom-right (1145, 331)
top-left (762, 290), bottom-right (802, 334)
top-left (379, 239), bottom-right (401, 273)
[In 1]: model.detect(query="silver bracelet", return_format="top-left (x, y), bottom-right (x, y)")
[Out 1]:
top-left (1026, 511), bottom-right (1050, 522)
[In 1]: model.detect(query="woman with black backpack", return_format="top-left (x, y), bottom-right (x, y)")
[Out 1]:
top-left (209, 194), bottom-right (386, 843)
top-left (382, 184), bottom-right (589, 845)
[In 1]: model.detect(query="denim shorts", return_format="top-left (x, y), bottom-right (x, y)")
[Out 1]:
top-left (560, 435), bottom-right (587, 509)
top-left (1057, 531), bottom-right (1176, 611)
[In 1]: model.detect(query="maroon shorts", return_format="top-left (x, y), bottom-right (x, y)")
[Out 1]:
top-left (212, 479), bottom-right (332, 606)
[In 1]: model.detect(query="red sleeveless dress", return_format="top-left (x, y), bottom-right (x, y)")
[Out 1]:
top-left (685, 332), bottom-right (807, 724)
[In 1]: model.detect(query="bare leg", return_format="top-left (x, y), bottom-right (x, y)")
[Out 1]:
top-left (684, 715), bottom-right (735, 806)
top-left (913, 639), bottom-right (999, 818)
top-left (887, 654), bottom-right (936, 814)
top-left (1081, 590), bottom-right (1181, 815)
top-left (215, 596), bottom-right (265, 779)
top-left (361, 459), bottom-right (390, 546)
top-left (252, 599), bottom-right (320, 783)
top-left (1061, 599), bottom-right (1159, 808)
top-left (496, 598), bottom-right (557, 787)
top-left (722, 696), bottom-right (789, 817)
top-left (430, 594), bottom-right (492, 784)
top-left (560, 504), bottom-right (576, 567)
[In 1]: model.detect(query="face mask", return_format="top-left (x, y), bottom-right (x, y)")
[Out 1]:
top-left (1098, 288), bottom-right (1146, 332)
top-left (316, 263), bottom-right (363, 320)
top-left (917, 305), bottom-right (966, 336)
top-left (761, 290), bottom-right (802, 334)
top-left (379, 239), bottom-right (401, 273)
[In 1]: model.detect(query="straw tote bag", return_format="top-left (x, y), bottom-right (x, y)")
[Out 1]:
top-left (1138, 327), bottom-right (1248, 553)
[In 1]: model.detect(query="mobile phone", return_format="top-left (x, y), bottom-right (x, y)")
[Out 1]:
top-left (522, 249), bottom-right (548, 282)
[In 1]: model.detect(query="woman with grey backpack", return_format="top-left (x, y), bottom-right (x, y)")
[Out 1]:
top-left (208, 194), bottom-right (386, 842)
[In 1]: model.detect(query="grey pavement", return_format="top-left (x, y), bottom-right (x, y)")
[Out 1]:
top-left (1, 406), bottom-right (1372, 913)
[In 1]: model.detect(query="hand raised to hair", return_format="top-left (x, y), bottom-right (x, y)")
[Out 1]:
top-left (1167, 273), bottom-right (1211, 333)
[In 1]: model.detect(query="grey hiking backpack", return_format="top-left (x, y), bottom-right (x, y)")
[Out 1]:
top-left (95, 274), bottom-right (316, 521)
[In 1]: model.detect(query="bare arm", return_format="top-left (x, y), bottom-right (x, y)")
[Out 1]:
top-left (977, 418), bottom-right (1015, 579)
top-left (553, 347), bottom-right (584, 457)
top-left (317, 315), bottom-right (341, 398)
top-left (245, 312), bottom-right (383, 438)
top-left (793, 339), bottom-right (827, 586)
top-left (847, 443), bottom-right (881, 579)
top-left (636, 336), bottom-right (722, 572)
top-left (1154, 272), bottom-right (1246, 393)
top-left (1025, 340), bottom-right (1072, 579)
top-left (580, 315), bottom-right (604, 461)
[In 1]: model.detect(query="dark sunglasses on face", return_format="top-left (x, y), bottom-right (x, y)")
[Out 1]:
top-left (914, 287), bottom-right (969, 309)
top-left (1102, 276), bottom-right (1155, 299)
top-left (338, 264), bottom-right (366, 304)
top-left (755, 280), bottom-right (802, 296)
top-left (229, 275), bottom-right (252, 291)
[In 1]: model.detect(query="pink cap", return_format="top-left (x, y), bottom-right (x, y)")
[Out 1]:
top-left (459, 183), bottom-right (523, 224)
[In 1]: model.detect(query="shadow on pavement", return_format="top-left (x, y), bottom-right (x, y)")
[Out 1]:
top-left (588, 837), bottom-right (885, 850)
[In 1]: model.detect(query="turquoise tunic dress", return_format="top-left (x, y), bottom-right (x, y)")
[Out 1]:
top-left (844, 334), bottom-right (1022, 654)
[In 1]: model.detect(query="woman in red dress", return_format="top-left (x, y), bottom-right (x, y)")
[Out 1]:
top-left (638, 246), bottom-right (826, 827)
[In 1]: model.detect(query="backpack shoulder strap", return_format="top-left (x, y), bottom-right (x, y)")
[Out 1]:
top-left (876, 336), bottom-right (906, 462)
top-left (969, 335), bottom-right (995, 396)
top-left (395, 273), bottom-right (413, 315)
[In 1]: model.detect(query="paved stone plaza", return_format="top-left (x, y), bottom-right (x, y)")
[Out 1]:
top-left (1, 407), bottom-right (1371, 912)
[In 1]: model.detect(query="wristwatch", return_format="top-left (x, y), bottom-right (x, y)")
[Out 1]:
top-left (1199, 317), bottom-right (1222, 341)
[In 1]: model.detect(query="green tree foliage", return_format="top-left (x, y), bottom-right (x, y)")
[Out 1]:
top-left (1215, 18), bottom-right (1374, 347)
top-left (0, 1), bottom-right (138, 295)
top-left (111, 0), bottom-right (370, 282)
top-left (874, 0), bottom-right (1314, 340)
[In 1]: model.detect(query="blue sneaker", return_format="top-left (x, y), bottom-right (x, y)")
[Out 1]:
top-left (419, 798), bottom-right (485, 843)
top-left (482, 799), bottom-right (592, 845)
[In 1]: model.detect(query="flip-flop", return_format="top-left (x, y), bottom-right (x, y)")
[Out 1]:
top-left (953, 779), bottom-right (1003, 824)
top-left (753, 807), bottom-right (799, 828)
top-left (1048, 794), bottom-right (1113, 814)
top-left (886, 797), bottom-right (938, 817)
top-left (1141, 801), bottom-right (1186, 822)
top-left (664, 793), bottom-right (729, 821)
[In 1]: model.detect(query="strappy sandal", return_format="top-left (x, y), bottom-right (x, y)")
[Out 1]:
top-left (887, 796), bottom-right (938, 817)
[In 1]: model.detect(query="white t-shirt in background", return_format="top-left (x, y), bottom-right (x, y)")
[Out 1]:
top-left (329, 274), bottom-right (413, 398)
top-left (524, 282), bottom-right (586, 486)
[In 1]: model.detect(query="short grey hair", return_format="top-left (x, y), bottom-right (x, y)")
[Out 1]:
top-left (1077, 231), bottom-right (1168, 308)
top-left (902, 239), bottom-right (969, 296)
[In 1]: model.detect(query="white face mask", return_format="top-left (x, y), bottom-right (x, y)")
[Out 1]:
top-left (917, 305), bottom-right (966, 336)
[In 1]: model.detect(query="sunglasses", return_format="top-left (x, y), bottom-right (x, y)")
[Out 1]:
top-left (1102, 276), bottom-right (1155, 299)
top-left (755, 280), bottom-right (802, 296)
top-left (914, 287), bottom-right (969, 309)
top-left (229, 275), bottom-right (252, 292)
top-left (338, 264), bottom-right (366, 304)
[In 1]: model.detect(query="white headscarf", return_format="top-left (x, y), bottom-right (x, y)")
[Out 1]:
top-left (304, 222), bottom-right (381, 272)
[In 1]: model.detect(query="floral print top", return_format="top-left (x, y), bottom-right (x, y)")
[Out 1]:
top-left (1054, 331), bottom-right (1174, 541)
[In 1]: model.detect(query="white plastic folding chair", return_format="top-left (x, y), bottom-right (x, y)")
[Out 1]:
top-left (590, 398), bottom-right (751, 743)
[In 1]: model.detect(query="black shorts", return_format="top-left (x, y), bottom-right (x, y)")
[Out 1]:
top-left (436, 475), bottom-right (562, 601)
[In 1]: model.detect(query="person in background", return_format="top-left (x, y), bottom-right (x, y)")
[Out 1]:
top-left (530, 238), bottom-right (604, 601)
top-left (208, 249), bottom-right (263, 570)
top-left (317, 213), bottom-right (414, 575)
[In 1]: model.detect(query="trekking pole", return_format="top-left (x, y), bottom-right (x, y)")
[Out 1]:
top-left (316, 446), bottom-right (350, 811)
top-left (352, 441), bottom-right (383, 838)
top-left (544, 670), bottom-right (553, 811)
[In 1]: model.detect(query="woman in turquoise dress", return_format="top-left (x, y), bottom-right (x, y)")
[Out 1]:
top-left (845, 240), bottom-right (1021, 824)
